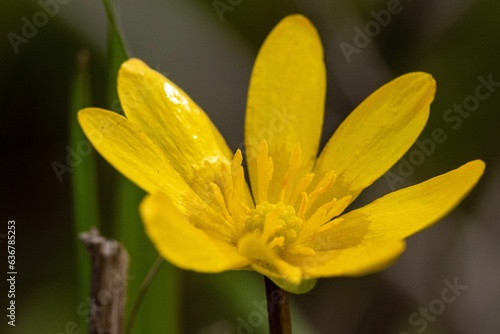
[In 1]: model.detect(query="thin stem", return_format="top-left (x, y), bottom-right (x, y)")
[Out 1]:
top-left (265, 277), bottom-right (292, 334)
top-left (125, 256), bottom-right (164, 334)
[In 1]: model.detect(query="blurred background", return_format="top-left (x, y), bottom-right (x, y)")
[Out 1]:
top-left (1, 0), bottom-right (499, 333)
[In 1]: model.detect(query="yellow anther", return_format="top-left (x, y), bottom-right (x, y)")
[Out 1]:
top-left (244, 201), bottom-right (303, 252)
top-left (280, 144), bottom-right (302, 203)
top-left (305, 171), bottom-right (337, 213)
top-left (256, 141), bottom-right (274, 204)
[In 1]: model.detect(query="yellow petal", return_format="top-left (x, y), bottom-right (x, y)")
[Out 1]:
top-left (310, 160), bottom-right (485, 250)
top-left (269, 277), bottom-right (317, 295)
top-left (78, 107), bottom-right (182, 194)
top-left (78, 108), bottom-right (238, 242)
top-left (118, 58), bottom-right (233, 183)
top-left (238, 234), bottom-right (302, 283)
top-left (141, 193), bottom-right (251, 272)
top-left (292, 241), bottom-right (405, 278)
top-left (313, 73), bottom-right (436, 206)
top-left (245, 14), bottom-right (326, 203)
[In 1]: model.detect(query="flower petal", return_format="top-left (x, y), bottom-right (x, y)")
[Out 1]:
top-left (141, 193), bottom-right (251, 272)
top-left (78, 107), bottom-right (181, 194)
top-left (78, 108), bottom-right (239, 242)
top-left (292, 241), bottom-right (405, 278)
top-left (237, 234), bottom-right (317, 293)
top-left (118, 58), bottom-right (233, 183)
top-left (269, 277), bottom-right (317, 295)
top-left (245, 14), bottom-right (326, 203)
top-left (310, 160), bottom-right (485, 250)
top-left (313, 73), bottom-right (436, 206)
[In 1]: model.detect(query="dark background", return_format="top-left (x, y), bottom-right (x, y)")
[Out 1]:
top-left (1, 0), bottom-right (499, 333)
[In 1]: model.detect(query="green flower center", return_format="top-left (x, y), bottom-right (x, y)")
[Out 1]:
top-left (245, 201), bottom-right (303, 250)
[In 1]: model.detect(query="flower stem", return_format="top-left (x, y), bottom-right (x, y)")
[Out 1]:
top-left (125, 256), bottom-right (164, 334)
top-left (265, 277), bottom-right (292, 334)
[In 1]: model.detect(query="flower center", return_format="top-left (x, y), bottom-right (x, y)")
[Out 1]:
top-left (249, 140), bottom-right (353, 245)
top-left (244, 201), bottom-right (303, 251)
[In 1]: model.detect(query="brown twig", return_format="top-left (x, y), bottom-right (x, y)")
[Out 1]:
top-left (265, 277), bottom-right (292, 334)
top-left (80, 228), bottom-right (129, 334)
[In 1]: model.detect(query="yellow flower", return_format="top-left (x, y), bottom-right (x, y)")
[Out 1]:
top-left (78, 15), bottom-right (484, 293)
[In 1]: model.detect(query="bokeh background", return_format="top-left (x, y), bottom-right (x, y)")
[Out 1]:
top-left (1, 0), bottom-right (499, 333)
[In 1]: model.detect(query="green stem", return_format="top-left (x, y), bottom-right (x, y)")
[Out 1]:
top-left (125, 256), bottom-right (164, 334)
top-left (265, 277), bottom-right (292, 334)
